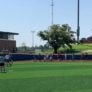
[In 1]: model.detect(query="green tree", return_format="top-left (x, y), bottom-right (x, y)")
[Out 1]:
top-left (38, 24), bottom-right (75, 54)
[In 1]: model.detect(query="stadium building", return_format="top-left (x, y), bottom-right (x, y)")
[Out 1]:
top-left (0, 31), bottom-right (19, 53)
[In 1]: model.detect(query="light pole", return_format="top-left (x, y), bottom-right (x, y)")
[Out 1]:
top-left (77, 0), bottom-right (80, 42)
top-left (31, 31), bottom-right (35, 48)
top-left (51, 0), bottom-right (54, 25)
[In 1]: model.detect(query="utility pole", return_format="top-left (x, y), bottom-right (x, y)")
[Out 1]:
top-left (77, 0), bottom-right (80, 42)
top-left (51, 0), bottom-right (54, 25)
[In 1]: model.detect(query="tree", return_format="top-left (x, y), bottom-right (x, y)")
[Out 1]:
top-left (38, 24), bottom-right (75, 54)
top-left (21, 42), bottom-right (27, 52)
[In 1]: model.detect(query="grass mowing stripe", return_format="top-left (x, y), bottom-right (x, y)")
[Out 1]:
top-left (1, 69), bottom-right (92, 79)
top-left (12, 62), bottom-right (92, 72)
top-left (14, 61), bottom-right (92, 65)
top-left (0, 76), bottom-right (92, 92)
top-left (11, 65), bottom-right (92, 71)
top-left (67, 89), bottom-right (92, 92)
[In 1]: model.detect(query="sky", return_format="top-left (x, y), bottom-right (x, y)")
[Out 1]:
top-left (0, 0), bottom-right (92, 47)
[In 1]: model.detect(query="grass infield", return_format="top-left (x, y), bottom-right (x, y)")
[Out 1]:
top-left (0, 61), bottom-right (92, 92)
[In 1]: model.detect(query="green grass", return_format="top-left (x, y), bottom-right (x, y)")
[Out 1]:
top-left (59, 44), bottom-right (92, 54)
top-left (73, 44), bottom-right (92, 52)
top-left (1, 61), bottom-right (92, 92)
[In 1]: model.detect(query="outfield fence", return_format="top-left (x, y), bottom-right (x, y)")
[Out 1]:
top-left (0, 53), bottom-right (92, 61)
top-left (3, 53), bottom-right (92, 61)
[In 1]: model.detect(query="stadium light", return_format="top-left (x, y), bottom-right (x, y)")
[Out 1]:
top-left (77, 0), bottom-right (80, 42)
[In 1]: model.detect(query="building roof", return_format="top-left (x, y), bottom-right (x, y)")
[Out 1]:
top-left (0, 31), bottom-right (19, 35)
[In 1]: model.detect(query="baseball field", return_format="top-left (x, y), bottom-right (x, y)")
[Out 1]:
top-left (0, 61), bottom-right (92, 92)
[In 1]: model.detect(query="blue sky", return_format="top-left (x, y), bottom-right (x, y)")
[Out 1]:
top-left (0, 0), bottom-right (92, 47)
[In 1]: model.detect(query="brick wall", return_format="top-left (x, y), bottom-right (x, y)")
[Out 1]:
top-left (0, 39), bottom-right (16, 52)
